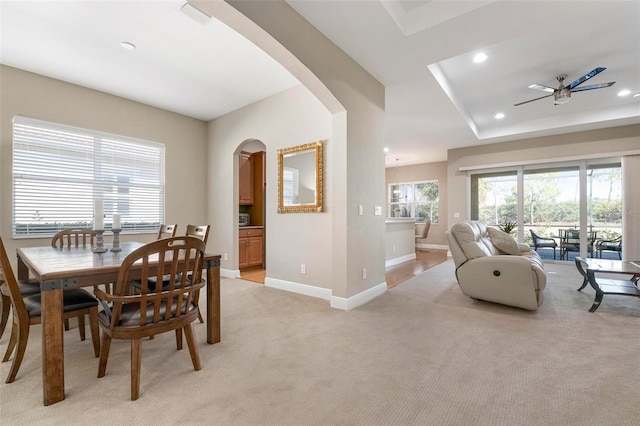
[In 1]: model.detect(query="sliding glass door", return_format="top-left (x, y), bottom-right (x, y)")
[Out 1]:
top-left (470, 160), bottom-right (622, 261)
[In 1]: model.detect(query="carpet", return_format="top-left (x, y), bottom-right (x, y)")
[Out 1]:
top-left (1, 260), bottom-right (639, 425)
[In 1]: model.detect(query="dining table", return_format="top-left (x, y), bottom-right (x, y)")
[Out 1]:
top-left (15, 241), bottom-right (221, 406)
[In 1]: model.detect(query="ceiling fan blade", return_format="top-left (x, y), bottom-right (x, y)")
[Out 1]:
top-left (568, 67), bottom-right (606, 90)
top-left (571, 81), bottom-right (616, 92)
top-left (528, 83), bottom-right (556, 93)
top-left (514, 93), bottom-right (554, 106)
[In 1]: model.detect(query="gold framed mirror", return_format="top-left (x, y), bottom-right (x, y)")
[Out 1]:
top-left (277, 141), bottom-right (323, 213)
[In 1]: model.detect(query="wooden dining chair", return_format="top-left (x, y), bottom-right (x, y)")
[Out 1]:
top-left (93, 236), bottom-right (206, 400)
top-left (51, 228), bottom-right (96, 249)
top-left (156, 224), bottom-right (178, 240)
top-left (185, 225), bottom-right (210, 323)
top-left (0, 273), bottom-right (39, 340)
top-left (0, 236), bottom-right (100, 383)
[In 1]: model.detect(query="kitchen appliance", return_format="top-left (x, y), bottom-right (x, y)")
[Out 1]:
top-left (239, 213), bottom-right (250, 227)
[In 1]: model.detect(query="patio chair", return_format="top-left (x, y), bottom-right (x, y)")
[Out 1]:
top-left (595, 236), bottom-right (622, 259)
top-left (529, 230), bottom-right (557, 259)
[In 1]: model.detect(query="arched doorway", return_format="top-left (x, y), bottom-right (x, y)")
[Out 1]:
top-left (237, 139), bottom-right (266, 283)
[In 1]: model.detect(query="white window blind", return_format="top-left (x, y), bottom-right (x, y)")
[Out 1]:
top-left (12, 116), bottom-right (165, 237)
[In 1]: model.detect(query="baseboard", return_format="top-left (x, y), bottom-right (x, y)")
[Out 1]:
top-left (264, 276), bottom-right (387, 311)
top-left (265, 277), bottom-right (332, 301)
top-left (330, 282), bottom-right (387, 310)
top-left (385, 253), bottom-right (416, 268)
top-left (416, 243), bottom-right (448, 250)
top-left (221, 268), bottom-right (240, 278)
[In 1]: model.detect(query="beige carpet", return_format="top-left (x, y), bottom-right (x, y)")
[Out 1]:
top-left (1, 260), bottom-right (639, 425)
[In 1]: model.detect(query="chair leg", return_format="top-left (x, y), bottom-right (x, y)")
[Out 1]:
top-left (2, 319), bottom-right (18, 363)
top-left (88, 308), bottom-right (100, 358)
top-left (97, 333), bottom-right (112, 378)
top-left (5, 321), bottom-right (30, 383)
top-left (64, 319), bottom-right (70, 331)
top-left (0, 294), bottom-right (10, 340)
top-left (175, 329), bottom-right (183, 350)
top-left (131, 338), bottom-right (142, 401)
top-left (77, 315), bottom-right (86, 341)
top-left (183, 323), bottom-right (201, 371)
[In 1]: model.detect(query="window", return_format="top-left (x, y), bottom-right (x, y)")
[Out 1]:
top-left (12, 116), bottom-right (165, 237)
top-left (389, 181), bottom-right (439, 223)
top-left (470, 160), bottom-right (622, 259)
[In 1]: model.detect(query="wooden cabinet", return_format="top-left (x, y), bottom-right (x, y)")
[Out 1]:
top-left (239, 227), bottom-right (263, 269)
top-left (239, 151), bottom-right (253, 205)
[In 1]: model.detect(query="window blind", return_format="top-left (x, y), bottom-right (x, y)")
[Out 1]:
top-left (12, 116), bottom-right (165, 237)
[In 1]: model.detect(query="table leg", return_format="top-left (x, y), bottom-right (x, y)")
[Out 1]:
top-left (41, 287), bottom-right (65, 405)
top-left (586, 269), bottom-right (603, 313)
top-left (17, 255), bottom-right (29, 280)
top-left (574, 258), bottom-right (589, 291)
top-left (206, 258), bottom-right (221, 344)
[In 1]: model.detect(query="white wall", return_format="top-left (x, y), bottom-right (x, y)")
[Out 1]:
top-left (0, 65), bottom-right (208, 261)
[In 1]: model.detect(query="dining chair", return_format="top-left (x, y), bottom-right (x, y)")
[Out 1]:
top-left (529, 230), bottom-right (557, 259)
top-left (157, 224), bottom-right (178, 240)
top-left (0, 236), bottom-right (100, 383)
top-left (51, 228), bottom-right (96, 249)
top-left (185, 225), bottom-right (210, 323)
top-left (93, 236), bottom-right (206, 400)
top-left (0, 274), bottom-right (39, 340)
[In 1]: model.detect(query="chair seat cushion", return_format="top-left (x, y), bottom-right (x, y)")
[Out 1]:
top-left (98, 299), bottom-right (196, 327)
top-left (23, 288), bottom-right (98, 317)
top-left (18, 279), bottom-right (41, 296)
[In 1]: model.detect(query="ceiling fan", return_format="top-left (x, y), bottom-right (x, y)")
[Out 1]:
top-left (514, 67), bottom-right (615, 106)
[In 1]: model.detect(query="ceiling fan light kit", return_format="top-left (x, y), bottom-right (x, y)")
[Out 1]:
top-left (514, 67), bottom-right (615, 107)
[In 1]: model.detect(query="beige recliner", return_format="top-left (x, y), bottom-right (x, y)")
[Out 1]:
top-left (446, 220), bottom-right (546, 310)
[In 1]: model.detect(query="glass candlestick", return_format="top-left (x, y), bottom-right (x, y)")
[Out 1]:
top-left (92, 229), bottom-right (107, 253)
top-left (110, 229), bottom-right (122, 252)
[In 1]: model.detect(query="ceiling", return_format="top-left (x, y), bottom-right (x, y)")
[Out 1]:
top-left (2, 1), bottom-right (639, 168)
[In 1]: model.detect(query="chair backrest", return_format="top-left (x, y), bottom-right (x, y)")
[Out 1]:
top-left (416, 220), bottom-right (431, 239)
top-left (157, 224), bottom-right (178, 240)
top-left (0, 237), bottom-right (29, 324)
top-left (107, 236), bottom-right (206, 329)
top-left (51, 228), bottom-right (96, 248)
top-left (185, 224), bottom-right (210, 244)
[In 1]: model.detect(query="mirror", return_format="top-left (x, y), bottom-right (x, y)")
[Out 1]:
top-left (277, 141), bottom-right (323, 213)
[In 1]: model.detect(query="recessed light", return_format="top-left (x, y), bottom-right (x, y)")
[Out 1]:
top-left (494, 112), bottom-right (505, 119)
top-left (383, 147), bottom-right (389, 154)
top-left (633, 93), bottom-right (640, 98)
top-left (617, 89), bottom-right (631, 97)
top-left (473, 53), bottom-right (488, 63)
top-left (121, 41), bottom-right (136, 50)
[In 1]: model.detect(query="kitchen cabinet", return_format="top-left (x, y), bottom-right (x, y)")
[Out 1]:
top-left (239, 227), bottom-right (263, 269)
top-left (239, 151), bottom-right (253, 205)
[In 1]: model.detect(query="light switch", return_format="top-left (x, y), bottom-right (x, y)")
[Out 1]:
top-left (358, 205), bottom-right (364, 216)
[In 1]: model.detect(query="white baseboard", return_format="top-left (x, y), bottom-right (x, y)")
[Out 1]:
top-left (265, 277), bottom-right (332, 300)
top-left (221, 268), bottom-right (240, 278)
top-left (264, 277), bottom-right (387, 311)
top-left (385, 253), bottom-right (416, 268)
top-left (416, 243), bottom-right (448, 251)
top-left (330, 282), bottom-right (387, 310)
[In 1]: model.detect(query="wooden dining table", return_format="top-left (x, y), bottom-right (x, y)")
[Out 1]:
top-left (15, 241), bottom-right (221, 406)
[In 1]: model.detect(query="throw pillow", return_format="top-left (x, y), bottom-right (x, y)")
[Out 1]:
top-left (487, 227), bottom-right (520, 256)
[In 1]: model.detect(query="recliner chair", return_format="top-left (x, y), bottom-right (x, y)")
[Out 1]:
top-left (446, 220), bottom-right (546, 310)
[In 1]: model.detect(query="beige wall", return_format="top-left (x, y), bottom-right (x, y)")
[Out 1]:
top-left (0, 65), bottom-right (208, 262)
top-left (385, 161), bottom-right (448, 246)
top-left (210, 0), bottom-right (386, 301)
top-left (207, 84), bottom-right (334, 287)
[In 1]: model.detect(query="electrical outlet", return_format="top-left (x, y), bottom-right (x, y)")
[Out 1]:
top-left (223, 253), bottom-right (228, 261)
top-left (362, 268), bottom-right (367, 280)
top-left (301, 264), bottom-right (306, 274)
top-left (374, 206), bottom-right (382, 216)
top-left (358, 205), bottom-right (364, 216)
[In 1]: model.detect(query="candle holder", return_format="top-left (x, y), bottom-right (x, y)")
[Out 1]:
top-left (110, 229), bottom-right (122, 252)
top-left (92, 229), bottom-right (107, 253)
